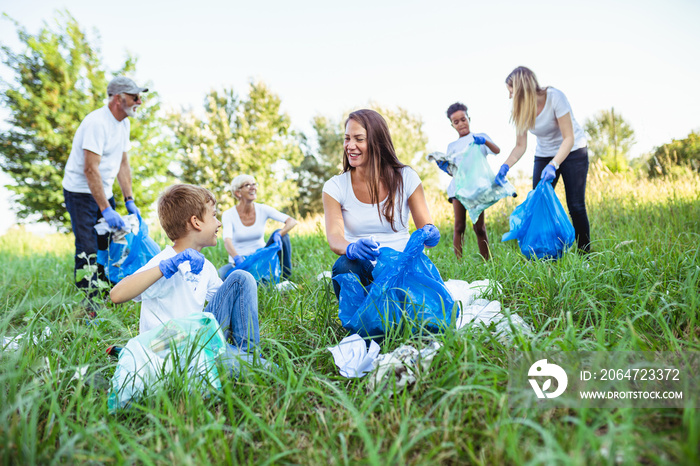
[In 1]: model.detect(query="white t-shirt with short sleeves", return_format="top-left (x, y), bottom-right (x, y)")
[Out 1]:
top-left (530, 87), bottom-right (587, 158)
top-left (322, 166), bottom-right (422, 252)
top-left (62, 106), bottom-right (131, 198)
top-left (445, 132), bottom-right (495, 199)
top-left (221, 203), bottom-right (290, 259)
top-left (134, 246), bottom-right (222, 334)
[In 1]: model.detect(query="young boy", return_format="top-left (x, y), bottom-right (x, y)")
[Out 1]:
top-left (110, 184), bottom-right (261, 359)
top-left (436, 102), bottom-right (500, 260)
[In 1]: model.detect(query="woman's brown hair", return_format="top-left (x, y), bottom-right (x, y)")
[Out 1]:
top-left (344, 109), bottom-right (406, 231)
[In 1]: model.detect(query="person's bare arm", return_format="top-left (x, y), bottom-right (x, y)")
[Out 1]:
top-left (110, 266), bottom-right (163, 304)
top-left (279, 217), bottom-right (297, 236)
top-left (549, 113), bottom-right (575, 166)
top-left (84, 150), bottom-right (110, 210)
top-left (223, 238), bottom-right (239, 259)
top-left (323, 193), bottom-right (350, 256)
top-left (503, 131), bottom-right (528, 168)
top-left (485, 139), bottom-right (501, 155)
top-left (407, 184), bottom-right (434, 229)
top-left (116, 151), bottom-right (134, 199)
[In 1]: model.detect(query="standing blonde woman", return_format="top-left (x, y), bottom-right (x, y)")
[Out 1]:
top-left (495, 66), bottom-right (591, 252)
top-left (323, 109), bottom-right (440, 299)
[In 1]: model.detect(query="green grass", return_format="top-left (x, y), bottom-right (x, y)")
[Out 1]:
top-left (1, 166), bottom-right (699, 464)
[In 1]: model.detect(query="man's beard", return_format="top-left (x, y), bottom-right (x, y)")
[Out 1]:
top-left (124, 105), bottom-right (138, 117)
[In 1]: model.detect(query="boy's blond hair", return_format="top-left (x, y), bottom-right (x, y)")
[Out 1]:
top-left (158, 184), bottom-right (216, 241)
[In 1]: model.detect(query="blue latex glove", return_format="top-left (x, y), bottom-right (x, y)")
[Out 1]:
top-left (101, 206), bottom-right (125, 230)
top-left (472, 135), bottom-right (486, 145)
top-left (233, 255), bottom-right (244, 266)
top-left (541, 164), bottom-right (557, 183)
top-left (421, 224), bottom-right (441, 248)
top-left (271, 231), bottom-right (282, 247)
top-left (346, 238), bottom-right (380, 261)
top-left (494, 164), bottom-right (510, 186)
top-left (125, 199), bottom-right (140, 216)
top-left (158, 248), bottom-right (205, 279)
top-left (436, 160), bottom-right (451, 175)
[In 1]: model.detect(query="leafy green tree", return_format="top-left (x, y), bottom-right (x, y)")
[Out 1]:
top-left (646, 130), bottom-right (700, 177)
top-left (171, 82), bottom-right (304, 213)
top-left (584, 108), bottom-right (636, 172)
top-left (0, 11), bottom-right (173, 229)
top-left (293, 115), bottom-right (343, 217)
top-left (370, 103), bottom-right (436, 186)
top-left (293, 105), bottom-right (435, 217)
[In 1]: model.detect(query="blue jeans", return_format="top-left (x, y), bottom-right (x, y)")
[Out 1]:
top-left (331, 255), bottom-right (375, 299)
top-left (204, 270), bottom-right (259, 353)
top-left (533, 147), bottom-right (591, 252)
top-left (63, 188), bottom-right (116, 292)
top-left (205, 270), bottom-right (275, 375)
top-left (218, 229), bottom-right (293, 280)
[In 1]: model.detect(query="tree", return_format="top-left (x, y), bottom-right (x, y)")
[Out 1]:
top-left (646, 130), bottom-right (700, 177)
top-left (0, 11), bottom-right (173, 229)
top-left (171, 82), bottom-right (304, 213)
top-left (293, 105), bottom-right (435, 217)
top-left (584, 108), bottom-right (636, 172)
top-left (370, 103), bottom-right (436, 186)
top-left (293, 115), bottom-right (343, 217)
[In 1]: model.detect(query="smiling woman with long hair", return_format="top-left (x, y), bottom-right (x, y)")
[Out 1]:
top-left (495, 66), bottom-right (591, 253)
top-left (322, 109), bottom-right (440, 298)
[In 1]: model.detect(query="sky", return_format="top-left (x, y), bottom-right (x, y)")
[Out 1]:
top-left (1, 0), bottom-right (699, 234)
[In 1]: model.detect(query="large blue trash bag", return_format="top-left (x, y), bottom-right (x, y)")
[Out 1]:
top-left (234, 242), bottom-right (281, 284)
top-left (454, 142), bottom-right (516, 223)
top-left (335, 229), bottom-right (455, 338)
top-left (501, 179), bottom-right (575, 260)
top-left (97, 214), bottom-right (161, 283)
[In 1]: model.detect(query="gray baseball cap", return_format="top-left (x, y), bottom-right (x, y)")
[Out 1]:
top-left (107, 76), bottom-right (149, 96)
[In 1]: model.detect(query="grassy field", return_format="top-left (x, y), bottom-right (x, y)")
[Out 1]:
top-left (1, 166), bottom-right (699, 464)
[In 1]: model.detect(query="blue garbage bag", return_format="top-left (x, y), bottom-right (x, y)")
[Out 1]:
top-left (454, 142), bottom-right (516, 223)
top-left (97, 214), bottom-right (161, 283)
top-left (501, 179), bottom-right (575, 260)
top-left (234, 242), bottom-right (281, 284)
top-left (335, 229), bottom-right (455, 338)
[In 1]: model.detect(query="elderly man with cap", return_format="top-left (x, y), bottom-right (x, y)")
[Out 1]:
top-left (62, 76), bottom-right (148, 308)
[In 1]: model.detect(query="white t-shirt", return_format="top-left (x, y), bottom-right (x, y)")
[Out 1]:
top-left (530, 87), bottom-right (587, 158)
top-left (445, 132), bottom-right (495, 199)
top-left (134, 246), bottom-right (222, 334)
top-left (62, 106), bottom-right (131, 198)
top-left (322, 166), bottom-right (422, 252)
top-left (221, 203), bottom-right (290, 259)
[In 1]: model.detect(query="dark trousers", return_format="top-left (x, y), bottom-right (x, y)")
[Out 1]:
top-left (533, 147), bottom-right (591, 252)
top-left (331, 255), bottom-right (375, 299)
top-left (264, 229), bottom-right (292, 280)
top-left (63, 188), bottom-right (116, 293)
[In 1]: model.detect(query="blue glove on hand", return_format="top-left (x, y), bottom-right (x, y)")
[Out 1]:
top-left (346, 238), bottom-right (380, 261)
top-left (472, 135), bottom-right (486, 145)
top-left (125, 199), bottom-right (140, 216)
top-left (233, 255), bottom-right (244, 267)
top-left (101, 206), bottom-right (126, 230)
top-left (436, 160), bottom-right (451, 175)
top-left (541, 164), bottom-right (557, 183)
top-left (158, 248), bottom-right (205, 279)
top-left (271, 231), bottom-right (282, 247)
top-left (494, 164), bottom-right (510, 186)
top-left (421, 224), bottom-right (441, 248)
